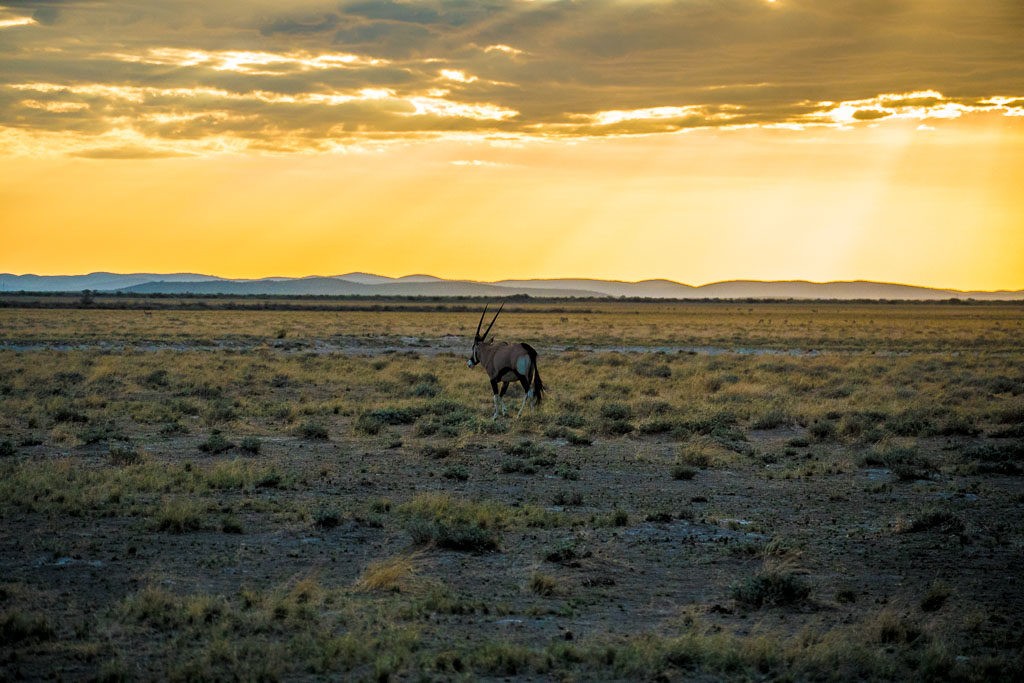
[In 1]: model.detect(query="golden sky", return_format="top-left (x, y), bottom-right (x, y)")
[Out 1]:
top-left (1, 0), bottom-right (1023, 290)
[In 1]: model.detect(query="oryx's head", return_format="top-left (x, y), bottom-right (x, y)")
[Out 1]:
top-left (468, 303), bottom-right (502, 368)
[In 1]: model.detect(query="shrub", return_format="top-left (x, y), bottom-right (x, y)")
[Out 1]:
top-left (498, 439), bottom-right (532, 456)
top-left (442, 466), bottom-right (469, 481)
top-left (0, 440), bottom-right (16, 457)
top-left (960, 441), bottom-right (1024, 475)
top-left (401, 495), bottom-right (501, 552)
top-left (355, 412), bottom-right (384, 435)
top-left (600, 419), bottom-right (634, 436)
top-left (545, 540), bottom-right (580, 564)
top-left (634, 362), bottom-right (671, 379)
top-left (556, 412), bottom-right (586, 428)
top-left (671, 464), bottom-right (697, 480)
top-left (370, 406), bottom-right (424, 425)
top-left (413, 418), bottom-right (438, 436)
top-left (239, 436), bottom-right (261, 455)
top-left (601, 403), bottom-right (632, 421)
top-left (154, 499), bottom-right (204, 533)
top-left (808, 419), bottom-right (838, 442)
top-left (205, 400), bottom-right (236, 423)
top-left (990, 424), bottom-right (1024, 439)
top-left (875, 611), bottom-right (923, 644)
top-left (935, 413), bottom-right (981, 436)
top-left (544, 425), bottom-right (568, 439)
top-left (920, 580), bottom-right (951, 612)
top-left (887, 409), bottom-right (935, 437)
top-left (529, 572), bottom-right (558, 596)
top-left (421, 444), bottom-right (451, 459)
top-left (189, 383), bottom-right (223, 400)
top-left (552, 490), bottom-right (584, 506)
top-left (645, 510), bottom-right (674, 523)
top-left (255, 471), bottom-right (283, 489)
top-left (567, 431), bottom-right (593, 446)
top-left (107, 444), bottom-right (142, 466)
top-left (501, 459), bottom-right (537, 475)
top-left (52, 407), bottom-right (88, 424)
top-left (295, 420), bottom-right (329, 440)
top-left (861, 445), bottom-right (936, 481)
top-left (121, 586), bottom-right (182, 629)
top-left (0, 611), bottom-right (55, 645)
top-left (432, 520), bottom-right (499, 552)
top-left (637, 419), bottom-right (676, 435)
top-left (198, 433), bottom-right (234, 454)
top-left (410, 382), bottom-right (439, 398)
top-left (731, 568), bottom-right (811, 608)
top-left (906, 509), bottom-right (965, 534)
top-left (751, 410), bottom-right (794, 430)
top-left (81, 424), bottom-right (126, 444)
top-left (159, 421), bottom-right (189, 436)
top-left (314, 507), bottom-right (343, 529)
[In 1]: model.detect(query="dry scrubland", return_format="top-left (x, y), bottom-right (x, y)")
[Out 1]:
top-left (1, 301), bottom-right (1023, 680)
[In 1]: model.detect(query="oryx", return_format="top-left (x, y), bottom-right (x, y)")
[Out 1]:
top-left (467, 304), bottom-right (544, 419)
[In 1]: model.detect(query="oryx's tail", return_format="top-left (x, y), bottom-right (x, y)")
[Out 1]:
top-left (522, 343), bottom-right (543, 405)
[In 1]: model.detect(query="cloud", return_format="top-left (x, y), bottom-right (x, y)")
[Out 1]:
top-left (259, 13), bottom-right (338, 36)
top-left (1, 0), bottom-right (1022, 155)
top-left (70, 145), bottom-right (194, 159)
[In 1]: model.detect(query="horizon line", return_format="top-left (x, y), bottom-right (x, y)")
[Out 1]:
top-left (2, 270), bottom-right (1023, 294)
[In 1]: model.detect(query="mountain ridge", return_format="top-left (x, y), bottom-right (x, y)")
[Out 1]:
top-left (1, 272), bottom-right (1022, 300)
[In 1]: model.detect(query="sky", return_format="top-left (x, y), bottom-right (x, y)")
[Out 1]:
top-left (1, 0), bottom-right (1023, 290)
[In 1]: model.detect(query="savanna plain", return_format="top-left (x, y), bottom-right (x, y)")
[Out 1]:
top-left (1, 298), bottom-right (1022, 681)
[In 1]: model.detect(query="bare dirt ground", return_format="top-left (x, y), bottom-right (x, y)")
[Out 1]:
top-left (1, 303), bottom-right (1022, 680)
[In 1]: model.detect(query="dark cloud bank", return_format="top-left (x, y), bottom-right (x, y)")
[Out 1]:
top-left (1, 0), bottom-right (1022, 153)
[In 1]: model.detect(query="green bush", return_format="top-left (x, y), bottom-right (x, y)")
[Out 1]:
top-left (731, 569), bottom-right (811, 608)
top-left (296, 420), bottom-right (329, 440)
top-left (198, 433), bottom-right (233, 454)
top-left (671, 464), bottom-right (697, 480)
top-left (314, 507), bottom-right (343, 529)
top-left (442, 466), bottom-right (469, 481)
top-left (556, 412), bottom-right (586, 428)
top-left (409, 519), bottom-right (499, 552)
top-left (751, 410), bottom-right (794, 430)
top-left (107, 444), bottom-right (142, 466)
top-left (601, 403), bottom-right (632, 421)
top-left (239, 436), bottom-right (261, 455)
top-left (567, 431), bottom-right (593, 446)
top-left (634, 362), bottom-right (671, 379)
top-left (637, 419), bottom-right (676, 435)
top-left (808, 420), bottom-right (838, 442)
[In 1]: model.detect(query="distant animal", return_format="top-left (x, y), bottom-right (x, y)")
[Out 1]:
top-left (467, 304), bottom-right (544, 419)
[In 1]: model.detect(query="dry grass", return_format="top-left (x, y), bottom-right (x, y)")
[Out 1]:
top-left (1, 301), bottom-right (1022, 680)
top-left (355, 552), bottom-right (423, 593)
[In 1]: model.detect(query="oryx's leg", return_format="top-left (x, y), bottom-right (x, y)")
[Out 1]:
top-left (489, 379), bottom-right (501, 420)
top-left (498, 382), bottom-right (511, 416)
top-left (517, 374), bottom-right (532, 417)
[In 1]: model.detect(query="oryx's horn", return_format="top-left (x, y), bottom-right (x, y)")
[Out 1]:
top-left (481, 302), bottom-right (503, 340)
top-left (475, 304), bottom-right (488, 339)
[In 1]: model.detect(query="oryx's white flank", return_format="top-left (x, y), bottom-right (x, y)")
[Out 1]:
top-left (467, 303), bottom-right (544, 420)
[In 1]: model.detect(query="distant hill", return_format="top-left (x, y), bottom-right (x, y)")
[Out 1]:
top-left (1, 272), bottom-right (1022, 300)
top-left (0, 272), bottom-right (222, 292)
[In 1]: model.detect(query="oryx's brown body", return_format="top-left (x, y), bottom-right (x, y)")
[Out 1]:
top-left (468, 305), bottom-right (544, 419)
